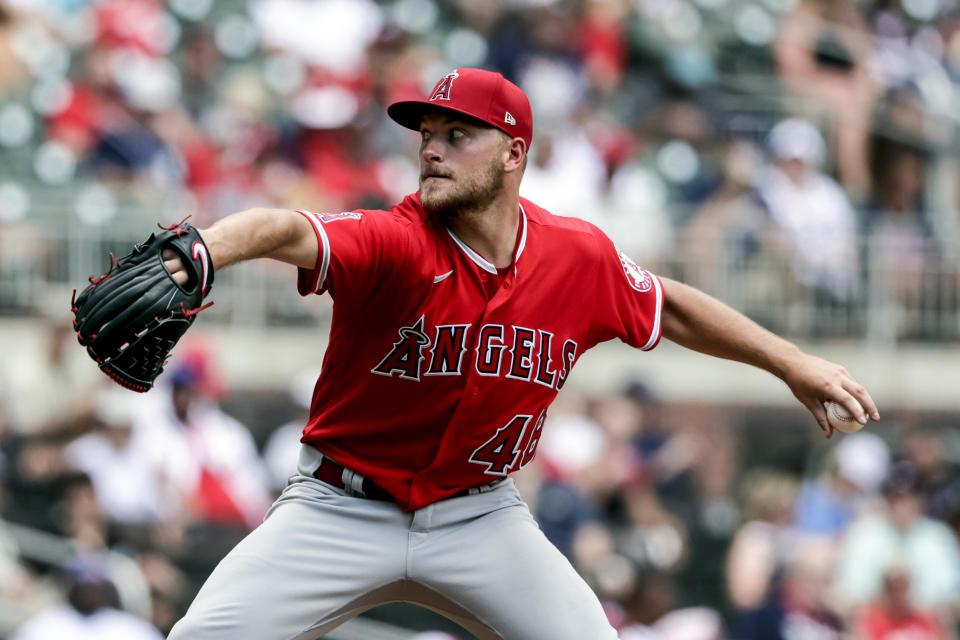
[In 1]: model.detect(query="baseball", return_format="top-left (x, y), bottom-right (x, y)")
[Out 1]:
top-left (824, 400), bottom-right (864, 434)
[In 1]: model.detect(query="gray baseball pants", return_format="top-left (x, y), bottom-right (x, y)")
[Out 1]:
top-left (167, 445), bottom-right (619, 640)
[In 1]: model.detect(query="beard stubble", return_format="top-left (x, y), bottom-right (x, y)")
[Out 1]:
top-left (420, 155), bottom-right (504, 222)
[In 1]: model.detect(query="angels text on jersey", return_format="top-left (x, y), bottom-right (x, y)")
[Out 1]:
top-left (372, 315), bottom-right (578, 390)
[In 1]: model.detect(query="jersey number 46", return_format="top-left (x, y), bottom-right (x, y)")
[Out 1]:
top-left (468, 411), bottom-right (545, 476)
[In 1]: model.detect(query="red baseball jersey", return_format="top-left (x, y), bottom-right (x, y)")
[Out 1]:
top-left (295, 194), bottom-right (663, 510)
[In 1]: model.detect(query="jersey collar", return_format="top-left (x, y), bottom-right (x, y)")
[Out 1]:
top-left (446, 204), bottom-right (528, 276)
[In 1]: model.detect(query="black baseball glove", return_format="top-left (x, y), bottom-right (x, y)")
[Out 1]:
top-left (72, 219), bottom-right (215, 392)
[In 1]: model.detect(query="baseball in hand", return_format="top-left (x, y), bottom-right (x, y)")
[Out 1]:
top-left (824, 400), bottom-right (864, 434)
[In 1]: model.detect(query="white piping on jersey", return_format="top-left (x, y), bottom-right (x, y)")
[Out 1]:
top-left (514, 204), bottom-right (528, 277)
top-left (516, 204), bottom-right (528, 262)
top-left (446, 228), bottom-right (496, 273)
top-left (433, 270), bottom-right (454, 284)
top-left (445, 205), bottom-right (528, 275)
top-left (298, 210), bottom-right (331, 292)
top-left (640, 275), bottom-right (663, 351)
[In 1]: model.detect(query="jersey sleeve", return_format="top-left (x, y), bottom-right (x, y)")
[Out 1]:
top-left (295, 209), bottom-right (410, 306)
top-left (589, 230), bottom-right (664, 351)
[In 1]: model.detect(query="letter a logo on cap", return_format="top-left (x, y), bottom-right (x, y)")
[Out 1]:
top-left (429, 70), bottom-right (459, 102)
top-left (504, 112), bottom-right (516, 125)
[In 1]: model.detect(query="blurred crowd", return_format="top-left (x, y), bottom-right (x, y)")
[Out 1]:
top-left (2, 0), bottom-right (960, 638)
top-left (3, 325), bottom-right (960, 640)
top-left (0, 0), bottom-right (959, 338)
top-left (531, 383), bottom-right (960, 640)
top-left (0, 327), bottom-right (274, 638)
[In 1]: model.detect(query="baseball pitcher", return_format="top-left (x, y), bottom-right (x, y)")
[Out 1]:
top-left (73, 68), bottom-right (878, 639)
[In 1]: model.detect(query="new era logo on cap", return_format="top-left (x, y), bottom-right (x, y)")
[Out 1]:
top-left (387, 68), bottom-right (533, 150)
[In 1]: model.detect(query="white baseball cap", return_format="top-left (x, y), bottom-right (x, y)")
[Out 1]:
top-left (768, 118), bottom-right (826, 167)
top-left (835, 431), bottom-right (891, 494)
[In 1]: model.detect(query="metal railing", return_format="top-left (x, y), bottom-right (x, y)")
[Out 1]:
top-left (661, 235), bottom-right (960, 344)
top-left (0, 192), bottom-right (332, 328)
top-left (2, 196), bottom-right (958, 346)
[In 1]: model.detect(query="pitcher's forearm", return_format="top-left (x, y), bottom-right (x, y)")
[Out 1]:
top-left (660, 277), bottom-right (879, 436)
top-left (200, 208), bottom-right (318, 271)
top-left (660, 277), bottom-right (803, 381)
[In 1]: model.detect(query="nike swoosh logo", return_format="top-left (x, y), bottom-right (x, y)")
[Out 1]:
top-left (433, 270), bottom-right (454, 284)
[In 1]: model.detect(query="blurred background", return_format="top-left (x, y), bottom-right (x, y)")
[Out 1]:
top-left (0, 0), bottom-right (959, 638)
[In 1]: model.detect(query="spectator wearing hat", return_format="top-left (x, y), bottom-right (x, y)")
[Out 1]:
top-left (833, 462), bottom-right (960, 615)
top-left (11, 553), bottom-right (162, 640)
top-left (682, 139), bottom-right (791, 326)
top-left (793, 431), bottom-right (890, 537)
top-left (135, 357), bottom-right (272, 532)
top-left (773, 0), bottom-right (880, 199)
top-left (757, 118), bottom-right (860, 314)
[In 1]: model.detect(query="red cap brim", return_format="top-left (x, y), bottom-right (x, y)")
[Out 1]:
top-left (387, 100), bottom-right (515, 140)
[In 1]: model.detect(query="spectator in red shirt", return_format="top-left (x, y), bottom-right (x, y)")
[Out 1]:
top-left (855, 565), bottom-right (950, 640)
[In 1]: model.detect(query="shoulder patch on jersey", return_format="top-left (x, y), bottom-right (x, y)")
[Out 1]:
top-left (317, 211), bottom-right (363, 223)
top-left (618, 250), bottom-right (653, 293)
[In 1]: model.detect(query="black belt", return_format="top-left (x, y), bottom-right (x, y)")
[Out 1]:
top-left (312, 457), bottom-right (482, 502)
top-left (313, 457), bottom-right (396, 501)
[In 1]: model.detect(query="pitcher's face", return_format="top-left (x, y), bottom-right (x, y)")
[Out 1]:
top-left (418, 113), bottom-right (507, 218)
